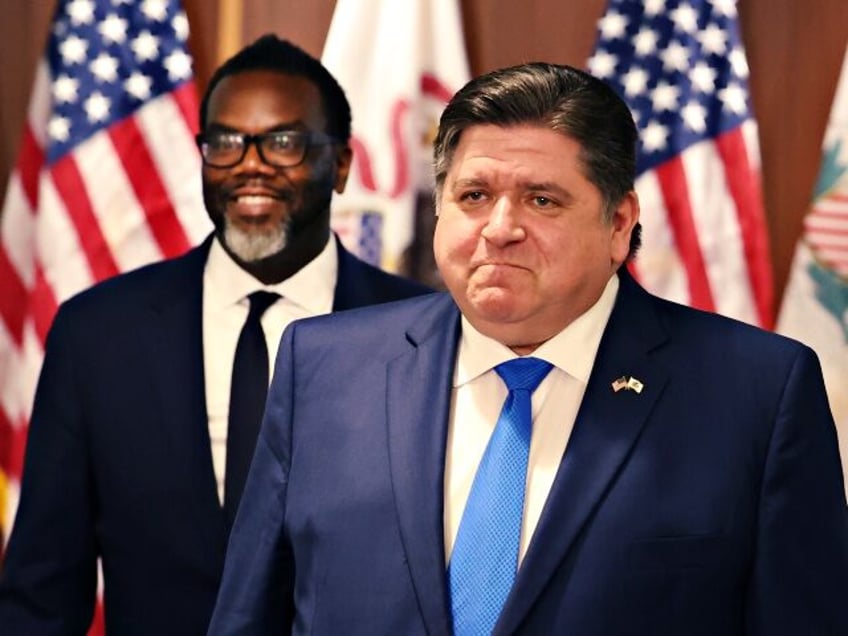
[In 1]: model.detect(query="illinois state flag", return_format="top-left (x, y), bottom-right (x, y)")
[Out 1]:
top-left (588, 0), bottom-right (773, 327)
top-left (777, 46), bottom-right (848, 485)
top-left (321, 0), bottom-right (470, 272)
top-left (0, 0), bottom-right (210, 548)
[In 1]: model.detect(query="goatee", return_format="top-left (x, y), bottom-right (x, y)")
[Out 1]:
top-left (223, 220), bottom-right (288, 262)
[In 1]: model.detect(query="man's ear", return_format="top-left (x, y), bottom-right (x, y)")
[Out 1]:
top-left (334, 145), bottom-right (353, 194)
top-left (610, 190), bottom-right (640, 266)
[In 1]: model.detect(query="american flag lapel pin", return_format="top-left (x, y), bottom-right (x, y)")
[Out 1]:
top-left (612, 376), bottom-right (644, 394)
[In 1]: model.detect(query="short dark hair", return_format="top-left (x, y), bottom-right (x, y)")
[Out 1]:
top-left (198, 34), bottom-right (351, 143)
top-left (433, 62), bottom-right (641, 255)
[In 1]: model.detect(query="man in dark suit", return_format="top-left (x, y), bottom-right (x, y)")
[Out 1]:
top-left (0, 35), bottom-right (429, 635)
top-left (209, 62), bottom-right (848, 635)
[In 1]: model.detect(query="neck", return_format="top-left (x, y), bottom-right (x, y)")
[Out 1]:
top-left (509, 342), bottom-right (545, 356)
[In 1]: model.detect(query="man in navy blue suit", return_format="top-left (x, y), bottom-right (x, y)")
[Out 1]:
top-left (209, 62), bottom-right (848, 635)
top-left (0, 35), bottom-right (429, 635)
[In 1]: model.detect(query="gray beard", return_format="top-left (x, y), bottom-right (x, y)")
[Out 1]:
top-left (223, 220), bottom-right (288, 262)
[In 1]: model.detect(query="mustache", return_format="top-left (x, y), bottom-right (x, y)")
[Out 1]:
top-left (221, 176), bottom-right (295, 199)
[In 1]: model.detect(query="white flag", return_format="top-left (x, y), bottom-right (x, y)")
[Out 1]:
top-left (322, 0), bottom-right (470, 272)
top-left (777, 46), bottom-right (848, 489)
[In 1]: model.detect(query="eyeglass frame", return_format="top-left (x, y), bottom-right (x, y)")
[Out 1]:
top-left (195, 128), bottom-right (341, 169)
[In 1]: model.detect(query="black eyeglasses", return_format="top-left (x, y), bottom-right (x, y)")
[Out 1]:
top-left (196, 130), bottom-right (339, 168)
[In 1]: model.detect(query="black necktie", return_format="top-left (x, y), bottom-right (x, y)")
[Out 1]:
top-left (224, 291), bottom-right (279, 527)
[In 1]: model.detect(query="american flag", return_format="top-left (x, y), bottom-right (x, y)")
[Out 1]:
top-left (0, 0), bottom-right (210, 560)
top-left (588, 0), bottom-right (773, 327)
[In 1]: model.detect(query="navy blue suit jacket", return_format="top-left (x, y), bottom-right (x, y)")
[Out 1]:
top-left (0, 235), bottom-right (431, 635)
top-left (209, 268), bottom-right (848, 635)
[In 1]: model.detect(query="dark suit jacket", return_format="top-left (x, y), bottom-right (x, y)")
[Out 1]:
top-left (208, 268), bottom-right (848, 635)
top-left (0, 235), bottom-right (431, 635)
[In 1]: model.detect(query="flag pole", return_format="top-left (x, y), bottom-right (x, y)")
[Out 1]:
top-left (217, 0), bottom-right (243, 64)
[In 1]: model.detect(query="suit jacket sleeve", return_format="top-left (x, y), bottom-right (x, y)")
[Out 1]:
top-left (746, 345), bottom-right (848, 633)
top-left (0, 306), bottom-right (98, 633)
top-left (208, 322), bottom-right (298, 635)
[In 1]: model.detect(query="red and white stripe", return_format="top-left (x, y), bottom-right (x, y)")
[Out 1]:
top-left (0, 58), bottom-right (211, 546)
top-left (632, 119), bottom-right (773, 328)
top-left (804, 192), bottom-right (848, 276)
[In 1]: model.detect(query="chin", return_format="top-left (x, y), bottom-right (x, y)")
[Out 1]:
top-left (223, 223), bottom-right (287, 262)
top-left (466, 287), bottom-right (527, 322)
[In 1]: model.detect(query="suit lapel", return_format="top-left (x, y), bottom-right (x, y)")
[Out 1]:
top-left (142, 237), bottom-right (227, 546)
top-left (497, 271), bottom-right (670, 634)
top-left (331, 237), bottom-right (366, 310)
top-left (386, 294), bottom-right (460, 636)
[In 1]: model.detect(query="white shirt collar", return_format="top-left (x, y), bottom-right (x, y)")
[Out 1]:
top-left (454, 273), bottom-right (620, 387)
top-left (204, 234), bottom-right (337, 311)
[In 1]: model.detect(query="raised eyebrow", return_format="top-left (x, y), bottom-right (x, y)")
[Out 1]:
top-left (451, 178), bottom-right (490, 190)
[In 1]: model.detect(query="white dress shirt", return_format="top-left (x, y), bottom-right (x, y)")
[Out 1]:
top-left (203, 236), bottom-right (337, 503)
top-left (444, 274), bottom-right (619, 565)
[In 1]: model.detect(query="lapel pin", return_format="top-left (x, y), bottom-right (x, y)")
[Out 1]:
top-left (612, 375), bottom-right (644, 394)
top-left (612, 376), bottom-right (628, 392)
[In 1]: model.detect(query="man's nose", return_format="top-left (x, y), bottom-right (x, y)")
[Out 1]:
top-left (481, 197), bottom-right (525, 245)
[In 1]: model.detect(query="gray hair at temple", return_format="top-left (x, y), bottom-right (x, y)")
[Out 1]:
top-left (432, 62), bottom-right (642, 256)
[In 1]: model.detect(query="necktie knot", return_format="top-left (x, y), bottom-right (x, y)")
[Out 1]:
top-left (495, 357), bottom-right (553, 393)
top-left (246, 291), bottom-right (279, 321)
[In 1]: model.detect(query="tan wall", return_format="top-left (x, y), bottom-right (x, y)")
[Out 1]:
top-left (1, 0), bottom-right (846, 305)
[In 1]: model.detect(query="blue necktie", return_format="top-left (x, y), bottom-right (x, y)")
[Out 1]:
top-left (224, 291), bottom-right (279, 528)
top-left (448, 356), bottom-right (553, 635)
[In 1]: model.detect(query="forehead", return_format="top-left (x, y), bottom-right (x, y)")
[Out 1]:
top-left (447, 124), bottom-right (587, 184)
top-left (206, 70), bottom-right (326, 131)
